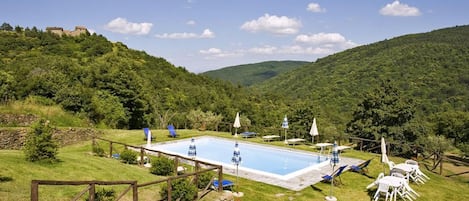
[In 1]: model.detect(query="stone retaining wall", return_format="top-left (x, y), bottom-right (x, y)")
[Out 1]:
top-left (0, 127), bottom-right (102, 150)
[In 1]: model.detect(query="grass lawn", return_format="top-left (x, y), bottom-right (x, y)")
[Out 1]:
top-left (1, 129), bottom-right (469, 201)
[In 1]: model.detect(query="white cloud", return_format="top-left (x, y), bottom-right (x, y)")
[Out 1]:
top-left (200, 29), bottom-right (215, 38)
top-left (240, 13), bottom-right (302, 35)
top-left (105, 17), bottom-right (153, 35)
top-left (200, 48), bottom-right (222, 54)
top-left (199, 48), bottom-right (242, 59)
top-left (248, 46), bottom-right (278, 54)
top-left (295, 33), bottom-right (346, 44)
top-left (155, 28), bottom-right (215, 39)
top-left (186, 20), bottom-right (196, 25)
top-left (380, 1), bottom-right (421, 16)
top-left (307, 3), bottom-right (325, 13)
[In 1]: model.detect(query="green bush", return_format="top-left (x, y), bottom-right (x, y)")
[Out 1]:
top-left (120, 149), bottom-right (137, 164)
top-left (85, 188), bottom-right (116, 201)
top-left (92, 143), bottom-right (105, 157)
top-left (159, 178), bottom-right (197, 201)
top-left (150, 156), bottom-right (174, 176)
top-left (23, 119), bottom-right (58, 163)
top-left (197, 171), bottom-right (214, 189)
top-left (0, 175), bottom-right (13, 182)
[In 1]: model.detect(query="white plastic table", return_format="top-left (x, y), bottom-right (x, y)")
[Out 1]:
top-left (315, 143), bottom-right (333, 159)
top-left (378, 176), bottom-right (407, 201)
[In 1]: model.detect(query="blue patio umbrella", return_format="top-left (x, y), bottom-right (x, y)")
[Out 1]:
top-left (188, 138), bottom-right (197, 159)
top-left (326, 141), bottom-right (340, 201)
top-left (231, 141), bottom-right (242, 193)
top-left (281, 115), bottom-right (289, 143)
top-left (188, 138), bottom-right (197, 171)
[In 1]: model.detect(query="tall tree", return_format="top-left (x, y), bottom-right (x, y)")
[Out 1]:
top-left (346, 80), bottom-right (415, 150)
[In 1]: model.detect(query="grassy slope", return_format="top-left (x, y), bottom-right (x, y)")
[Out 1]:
top-left (1, 129), bottom-right (468, 201)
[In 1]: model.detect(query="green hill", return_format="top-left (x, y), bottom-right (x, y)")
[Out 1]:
top-left (201, 60), bottom-right (310, 86)
top-left (0, 24), bottom-right (290, 130)
top-left (254, 25), bottom-right (469, 125)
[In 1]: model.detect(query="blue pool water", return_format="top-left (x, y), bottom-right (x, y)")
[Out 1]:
top-left (151, 136), bottom-right (328, 177)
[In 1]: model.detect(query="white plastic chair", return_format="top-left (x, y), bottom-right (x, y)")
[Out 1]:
top-left (405, 159), bottom-right (430, 181)
top-left (367, 172), bottom-right (385, 189)
top-left (374, 183), bottom-right (393, 201)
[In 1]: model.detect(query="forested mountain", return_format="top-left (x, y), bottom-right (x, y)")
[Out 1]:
top-left (0, 24), bottom-right (290, 130)
top-left (255, 25), bottom-right (469, 120)
top-left (201, 60), bottom-right (310, 86)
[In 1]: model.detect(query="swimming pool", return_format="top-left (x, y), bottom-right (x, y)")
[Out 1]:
top-left (149, 136), bottom-right (329, 180)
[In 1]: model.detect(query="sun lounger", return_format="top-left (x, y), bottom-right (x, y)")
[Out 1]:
top-left (322, 165), bottom-right (348, 185)
top-left (143, 128), bottom-right (155, 140)
top-left (350, 159), bottom-right (372, 174)
top-left (212, 179), bottom-right (234, 190)
top-left (262, 135), bottom-right (280, 142)
top-left (286, 138), bottom-right (305, 145)
top-left (167, 124), bottom-right (177, 137)
top-left (337, 145), bottom-right (352, 152)
top-left (240, 131), bottom-right (257, 138)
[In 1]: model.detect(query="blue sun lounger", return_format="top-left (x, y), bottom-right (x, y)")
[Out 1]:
top-left (143, 128), bottom-right (155, 140)
top-left (322, 165), bottom-right (348, 185)
top-left (212, 179), bottom-right (234, 189)
top-left (350, 159), bottom-right (372, 174)
top-left (167, 124), bottom-right (177, 138)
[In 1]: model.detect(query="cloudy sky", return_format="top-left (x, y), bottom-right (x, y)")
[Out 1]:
top-left (2, 0), bottom-right (468, 73)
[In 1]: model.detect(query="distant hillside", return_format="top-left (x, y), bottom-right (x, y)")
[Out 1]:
top-left (0, 24), bottom-right (290, 129)
top-left (254, 25), bottom-right (469, 124)
top-left (201, 60), bottom-right (310, 86)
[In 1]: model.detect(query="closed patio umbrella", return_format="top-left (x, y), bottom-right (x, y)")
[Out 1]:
top-left (233, 112), bottom-right (241, 137)
top-left (188, 138), bottom-right (196, 159)
top-left (282, 115), bottom-right (289, 143)
top-left (381, 137), bottom-right (389, 173)
top-left (309, 118), bottom-right (319, 144)
top-left (326, 141), bottom-right (339, 201)
top-left (231, 141), bottom-right (242, 193)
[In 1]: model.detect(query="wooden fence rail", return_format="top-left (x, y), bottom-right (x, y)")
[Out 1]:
top-left (31, 180), bottom-right (138, 201)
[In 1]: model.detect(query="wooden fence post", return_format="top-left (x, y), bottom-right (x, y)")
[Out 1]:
top-left (218, 166), bottom-right (223, 192)
top-left (89, 183), bottom-right (95, 201)
top-left (140, 147), bottom-right (144, 166)
top-left (132, 181), bottom-right (138, 201)
top-left (31, 180), bottom-right (39, 201)
top-left (167, 179), bottom-right (172, 201)
top-left (109, 142), bottom-right (113, 158)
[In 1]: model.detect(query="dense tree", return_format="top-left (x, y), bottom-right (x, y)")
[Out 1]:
top-left (345, 80), bottom-right (415, 151)
top-left (0, 23), bottom-right (13, 31)
top-left (0, 70), bottom-right (15, 103)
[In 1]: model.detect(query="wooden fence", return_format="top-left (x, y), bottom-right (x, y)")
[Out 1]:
top-left (31, 138), bottom-right (224, 201)
top-left (31, 180), bottom-right (138, 201)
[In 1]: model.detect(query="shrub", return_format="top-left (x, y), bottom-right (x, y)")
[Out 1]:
top-left (85, 188), bottom-right (116, 201)
top-left (150, 156), bottom-right (174, 176)
top-left (23, 119), bottom-right (58, 163)
top-left (159, 178), bottom-right (197, 201)
top-left (120, 149), bottom-right (137, 164)
top-left (0, 175), bottom-right (13, 182)
top-left (92, 143), bottom-right (105, 157)
top-left (197, 171), bottom-right (214, 189)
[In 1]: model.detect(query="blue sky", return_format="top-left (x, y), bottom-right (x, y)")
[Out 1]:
top-left (2, 0), bottom-right (468, 73)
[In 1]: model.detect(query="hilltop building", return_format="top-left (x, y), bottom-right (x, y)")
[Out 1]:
top-left (46, 26), bottom-right (87, 37)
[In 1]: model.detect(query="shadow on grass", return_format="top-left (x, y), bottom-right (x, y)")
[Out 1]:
top-left (366, 188), bottom-right (376, 201)
top-left (309, 185), bottom-right (323, 192)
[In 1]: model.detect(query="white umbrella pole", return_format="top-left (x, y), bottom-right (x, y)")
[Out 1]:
top-left (330, 165), bottom-right (335, 197)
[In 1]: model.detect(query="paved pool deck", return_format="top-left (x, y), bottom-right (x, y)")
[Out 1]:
top-left (147, 138), bottom-right (364, 191)
top-left (221, 152), bottom-right (363, 191)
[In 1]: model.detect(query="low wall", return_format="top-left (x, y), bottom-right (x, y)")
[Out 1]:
top-left (0, 127), bottom-right (102, 150)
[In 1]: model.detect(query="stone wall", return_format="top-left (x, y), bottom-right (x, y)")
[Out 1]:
top-left (0, 114), bottom-right (37, 127)
top-left (0, 127), bottom-right (102, 150)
